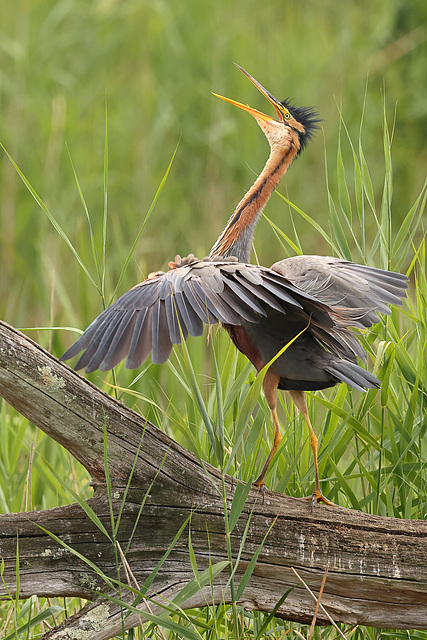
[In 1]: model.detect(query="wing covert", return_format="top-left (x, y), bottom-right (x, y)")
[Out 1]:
top-left (272, 255), bottom-right (408, 328)
top-left (61, 253), bottom-right (331, 372)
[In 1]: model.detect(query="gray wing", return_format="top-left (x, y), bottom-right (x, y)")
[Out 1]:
top-left (60, 254), bottom-right (332, 373)
top-left (271, 255), bottom-right (408, 359)
top-left (271, 255), bottom-right (408, 326)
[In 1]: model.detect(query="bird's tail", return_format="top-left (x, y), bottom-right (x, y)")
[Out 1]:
top-left (325, 359), bottom-right (380, 392)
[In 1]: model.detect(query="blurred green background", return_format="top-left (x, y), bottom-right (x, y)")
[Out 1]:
top-left (1, 2), bottom-right (426, 635)
top-left (1, 0), bottom-right (426, 334)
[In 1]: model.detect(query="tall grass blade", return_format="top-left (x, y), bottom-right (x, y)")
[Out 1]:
top-left (327, 189), bottom-right (351, 259)
top-left (379, 98), bottom-right (394, 267)
top-left (177, 333), bottom-right (219, 462)
top-left (139, 515), bottom-right (191, 596)
top-left (212, 348), bottom-right (225, 467)
top-left (35, 524), bottom-right (115, 590)
top-left (102, 93), bottom-right (109, 297)
top-left (188, 525), bottom-right (199, 583)
top-left (1, 606), bottom-right (64, 640)
top-left (1, 145), bottom-right (99, 292)
top-left (235, 518), bottom-right (276, 600)
top-left (228, 479), bottom-right (253, 533)
top-left (336, 127), bottom-right (352, 224)
top-left (255, 586), bottom-right (296, 640)
top-left (311, 395), bottom-right (380, 450)
top-left (110, 141), bottom-right (180, 304)
top-left (65, 144), bottom-right (102, 291)
top-left (171, 561), bottom-right (229, 609)
top-left (275, 192), bottom-right (341, 254)
top-left (263, 213), bottom-right (303, 256)
top-left (99, 590), bottom-right (206, 639)
top-left (41, 458), bottom-right (111, 541)
top-left (392, 177), bottom-right (427, 258)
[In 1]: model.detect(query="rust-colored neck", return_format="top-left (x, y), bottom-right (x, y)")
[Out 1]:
top-left (209, 142), bottom-right (299, 262)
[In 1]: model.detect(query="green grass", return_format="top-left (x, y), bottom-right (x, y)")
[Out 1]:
top-left (1, 0), bottom-right (427, 637)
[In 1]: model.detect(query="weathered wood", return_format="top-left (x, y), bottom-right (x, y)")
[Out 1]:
top-left (0, 320), bottom-right (427, 638)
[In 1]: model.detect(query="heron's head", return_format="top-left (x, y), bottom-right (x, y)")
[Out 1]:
top-left (213, 64), bottom-right (320, 154)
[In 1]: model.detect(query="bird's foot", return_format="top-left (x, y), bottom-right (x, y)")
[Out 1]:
top-left (252, 478), bottom-right (266, 503)
top-left (300, 488), bottom-right (341, 508)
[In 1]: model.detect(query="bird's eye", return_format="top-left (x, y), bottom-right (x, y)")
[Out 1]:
top-left (284, 112), bottom-right (291, 119)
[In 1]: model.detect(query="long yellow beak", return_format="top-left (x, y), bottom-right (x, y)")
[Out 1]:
top-left (213, 63), bottom-right (286, 123)
top-left (212, 93), bottom-right (277, 123)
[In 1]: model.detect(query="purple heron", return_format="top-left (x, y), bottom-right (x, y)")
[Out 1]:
top-left (61, 65), bottom-right (408, 504)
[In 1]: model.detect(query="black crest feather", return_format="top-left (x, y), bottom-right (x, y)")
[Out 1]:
top-left (281, 98), bottom-right (321, 150)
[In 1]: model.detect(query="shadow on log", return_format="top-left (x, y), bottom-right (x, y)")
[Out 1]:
top-left (0, 320), bottom-right (427, 638)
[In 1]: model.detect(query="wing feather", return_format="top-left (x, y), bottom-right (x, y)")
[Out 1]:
top-left (191, 279), bottom-right (240, 323)
top-left (79, 311), bottom-right (127, 373)
top-left (191, 278), bottom-right (243, 324)
top-left (182, 280), bottom-right (219, 324)
top-left (126, 308), bottom-right (153, 369)
top-left (99, 311), bottom-right (137, 371)
top-left (61, 255), bottom-right (341, 373)
top-left (174, 291), bottom-right (204, 337)
top-left (221, 276), bottom-right (270, 315)
top-left (272, 255), bottom-right (408, 329)
top-left (255, 276), bottom-right (304, 307)
top-left (130, 280), bottom-right (162, 307)
top-left (165, 293), bottom-right (189, 344)
top-left (219, 287), bottom-right (264, 322)
top-left (151, 300), bottom-right (173, 364)
top-left (232, 274), bottom-right (285, 313)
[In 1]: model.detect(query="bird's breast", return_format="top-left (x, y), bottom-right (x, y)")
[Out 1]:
top-left (224, 324), bottom-right (265, 372)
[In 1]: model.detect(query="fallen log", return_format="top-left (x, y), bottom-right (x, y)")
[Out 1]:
top-left (0, 320), bottom-right (426, 638)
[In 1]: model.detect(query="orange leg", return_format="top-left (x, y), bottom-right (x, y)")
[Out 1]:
top-left (288, 390), bottom-right (339, 507)
top-left (253, 371), bottom-right (281, 488)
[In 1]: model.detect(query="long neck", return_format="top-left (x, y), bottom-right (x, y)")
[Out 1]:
top-left (209, 143), bottom-right (299, 262)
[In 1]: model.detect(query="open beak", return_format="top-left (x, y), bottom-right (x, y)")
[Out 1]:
top-left (213, 63), bottom-right (285, 123)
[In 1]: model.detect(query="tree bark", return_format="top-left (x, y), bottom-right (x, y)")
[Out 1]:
top-left (0, 320), bottom-right (426, 638)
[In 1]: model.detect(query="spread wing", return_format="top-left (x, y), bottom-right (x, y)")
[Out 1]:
top-left (61, 254), bottom-right (332, 373)
top-left (271, 255), bottom-right (408, 359)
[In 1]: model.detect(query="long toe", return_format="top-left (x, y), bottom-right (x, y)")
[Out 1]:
top-left (300, 488), bottom-right (341, 507)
